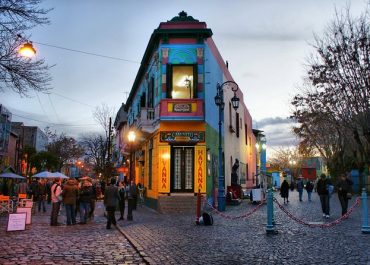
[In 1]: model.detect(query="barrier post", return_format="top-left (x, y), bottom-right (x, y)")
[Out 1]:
top-left (196, 189), bottom-right (201, 225)
top-left (361, 188), bottom-right (370, 234)
top-left (266, 188), bottom-right (277, 234)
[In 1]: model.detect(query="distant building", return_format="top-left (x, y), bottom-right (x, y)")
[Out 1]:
top-left (0, 105), bottom-right (13, 171)
top-left (11, 122), bottom-right (47, 152)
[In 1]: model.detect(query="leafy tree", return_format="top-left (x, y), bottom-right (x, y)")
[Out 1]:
top-left (31, 150), bottom-right (58, 172)
top-left (0, 0), bottom-right (52, 95)
top-left (291, 5), bottom-right (370, 177)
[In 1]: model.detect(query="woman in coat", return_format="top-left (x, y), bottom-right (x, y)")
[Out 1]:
top-left (280, 179), bottom-right (290, 204)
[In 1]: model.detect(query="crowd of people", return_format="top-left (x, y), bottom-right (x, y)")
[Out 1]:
top-left (279, 173), bottom-right (354, 218)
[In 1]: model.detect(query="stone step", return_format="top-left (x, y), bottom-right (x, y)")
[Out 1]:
top-left (158, 195), bottom-right (198, 214)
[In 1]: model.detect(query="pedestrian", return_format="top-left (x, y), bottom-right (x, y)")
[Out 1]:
top-left (290, 181), bottom-right (295, 191)
top-left (17, 179), bottom-right (28, 195)
top-left (89, 180), bottom-right (97, 219)
top-left (305, 180), bottom-right (314, 202)
top-left (127, 179), bottom-right (137, 220)
top-left (79, 179), bottom-right (93, 224)
top-left (104, 178), bottom-right (120, 229)
top-left (50, 178), bottom-right (63, 226)
top-left (280, 179), bottom-right (290, 204)
top-left (336, 174), bottom-right (353, 216)
top-left (62, 178), bottom-right (78, 226)
top-left (46, 180), bottom-right (52, 204)
top-left (317, 173), bottom-right (330, 218)
top-left (297, 176), bottom-right (304, 202)
top-left (118, 181), bottom-right (126, 220)
top-left (37, 179), bottom-right (47, 212)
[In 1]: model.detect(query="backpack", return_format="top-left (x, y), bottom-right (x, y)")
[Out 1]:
top-left (202, 212), bottom-right (213, 226)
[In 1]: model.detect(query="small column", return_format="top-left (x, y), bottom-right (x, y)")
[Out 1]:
top-left (266, 188), bottom-right (277, 234)
top-left (361, 188), bottom-right (370, 234)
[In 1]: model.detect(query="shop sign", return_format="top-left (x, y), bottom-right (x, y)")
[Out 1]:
top-left (160, 131), bottom-right (205, 143)
top-left (173, 103), bottom-right (191, 113)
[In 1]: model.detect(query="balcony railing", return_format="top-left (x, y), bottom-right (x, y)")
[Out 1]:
top-left (135, 107), bottom-right (158, 133)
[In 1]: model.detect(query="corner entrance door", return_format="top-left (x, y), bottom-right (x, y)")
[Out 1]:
top-left (172, 147), bottom-right (194, 192)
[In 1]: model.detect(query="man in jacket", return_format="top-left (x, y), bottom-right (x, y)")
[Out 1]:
top-left (317, 174), bottom-right (330, 218)
top-left (127, 179), bottom-right (137, 221)
top-left (104, 178), bottom-right (120, 229)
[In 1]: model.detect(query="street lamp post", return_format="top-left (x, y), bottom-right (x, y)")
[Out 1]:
top-left (214, 81), bottom-right (240, 211)
top-left (128, 131), bottom-right (136, 182)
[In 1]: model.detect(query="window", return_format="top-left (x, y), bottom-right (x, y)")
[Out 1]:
top-left (236, 112), bottom-right (239, 138)
top-left (245, 124), bottom-right (248, 145)
top-left (167, 64), bottom-right (196, 99)
top-left (148, 77), bottom-right (154, 108)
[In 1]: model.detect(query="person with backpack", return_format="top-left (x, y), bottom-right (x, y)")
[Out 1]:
top-left (305, 180), bottom-right (314, 202)
top-left (50, 178), bottom-right (63, 226)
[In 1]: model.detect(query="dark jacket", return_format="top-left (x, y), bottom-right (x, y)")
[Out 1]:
top-left (336, 178), bottom-right (353, 196)
top-left (316, 178), bottom-right (328, 195)
top-left (280, 180), bottom-right (289, 198)
top-left (104, 185), bottom-right (119, 208)
top-left (305, 181), bottom-right (314, 192)
top-left (79, 184), bottom-right (93, 203)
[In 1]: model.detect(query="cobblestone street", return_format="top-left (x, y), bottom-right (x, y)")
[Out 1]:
top-left (0, 191), bottom-right (369, 265)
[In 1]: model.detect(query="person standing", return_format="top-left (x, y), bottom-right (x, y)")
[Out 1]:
top-left (50, 178), bottom-right (62, 226)
top-left (280, 179), bottom-right (290, 204)
top-left (296, 177), bottom-right (304, 202)
top-left (336, 174), bottom-right (353, 216)
top-left (305, 180), bottom-right (314, 202)
top-left (104, 178), bottom-right (120, 229)
top-left (79, 180), bottom-right (93, 224)
top-left (37, 179), bottom-right (47, 212)
top-left (62, 178), bottom-right (78, 226)
top-left (317, 174), bottom-right (330, 218)
top-left (118, 181), bottom-right (126, 220)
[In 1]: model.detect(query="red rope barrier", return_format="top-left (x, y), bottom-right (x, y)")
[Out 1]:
top-left (205, 200), bottom-right (265, 220)
top-left (273, 197), bottom-right (361, 228)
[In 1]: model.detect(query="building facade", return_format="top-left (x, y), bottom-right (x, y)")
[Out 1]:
top-left (116, 12), bottom-right (256, 211)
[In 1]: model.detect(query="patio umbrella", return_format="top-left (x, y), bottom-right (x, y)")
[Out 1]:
top-left (52, 172), bottom-right (69, 179)
top-left (32, 171), bottom-right (55, 178)
top-left (0, 172), bottom-right (25, 179)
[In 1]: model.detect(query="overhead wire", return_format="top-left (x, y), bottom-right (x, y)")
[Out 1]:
top-left (11, 113), bottom-right (98, 127)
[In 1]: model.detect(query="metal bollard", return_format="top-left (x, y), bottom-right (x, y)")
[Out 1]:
top-left (361, 188), bottom-right (370, 234)
top-left (266, 188), bottom-right (277, 234)
top-left (196, 189), bottom-right (201, 225)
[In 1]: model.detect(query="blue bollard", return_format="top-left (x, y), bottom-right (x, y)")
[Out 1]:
top-left (362, 188), bottom-right (370, 234)
top-left (266, 188), bottom-right (277, 234)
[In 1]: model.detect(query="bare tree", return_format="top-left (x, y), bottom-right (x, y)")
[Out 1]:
top-left (291, 5), bottom-right (370, 176)
top-left (93, 103), bottom-right (115, 138)
top-left (0, 0), bottom-right (52, 95)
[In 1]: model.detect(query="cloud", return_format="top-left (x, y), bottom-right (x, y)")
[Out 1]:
top-left (254, 116), bottom-right (298, 147)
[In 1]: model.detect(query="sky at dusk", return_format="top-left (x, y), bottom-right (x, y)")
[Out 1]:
top-left (1, 0), bottom-right (367, 155)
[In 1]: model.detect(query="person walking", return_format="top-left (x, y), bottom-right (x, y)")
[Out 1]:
top-left (296, 177), bottom-right (304, 202)
top-left (62, 178), bottom-right (79, 226)
top-left (336, 174), bottom-right (353, 216)
top-left (79, 180), bottom-right (93, 224)
top-left (317, 173), bottom-right (330, 218)
top-left (280, 179), bottom-right (290, 204)
top-left (104, 178), bottom-right (120, 229)
top-left (127, 179), bottom-right (137, 220)
top-left (305, 180), bottom-right (314, 202)
top-left (50, 178), bottom-right (63, 226)
top-left (118, 181), bottom-right (126, 220)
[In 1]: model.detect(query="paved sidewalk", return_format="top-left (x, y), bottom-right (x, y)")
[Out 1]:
top-left (116, 191), bottom-right (370, 265)
top-left (0, 201), bottom-right (145, 265)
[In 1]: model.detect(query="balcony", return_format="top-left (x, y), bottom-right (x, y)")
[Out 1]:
top-left (135, 107), bottom-right (158, 133)
top-left (160, 99), bottom-right (204, 121)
